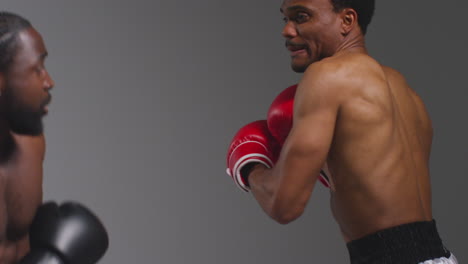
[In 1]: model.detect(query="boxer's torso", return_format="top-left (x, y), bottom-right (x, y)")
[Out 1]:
top-left (0, 133), bottom-right (44, 263)
top-left (322, 52), bottom-right (433, 242)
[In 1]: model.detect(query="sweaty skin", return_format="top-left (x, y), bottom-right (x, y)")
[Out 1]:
top-left (0, 27), bottom-right (53, 263)
top-left (247, 0), bottom-right (433, 243)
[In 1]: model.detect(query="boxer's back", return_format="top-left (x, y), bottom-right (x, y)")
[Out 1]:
top-left (326, 52), bottom-right (433, 242)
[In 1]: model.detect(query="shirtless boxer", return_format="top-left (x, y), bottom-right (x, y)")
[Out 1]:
top-left (0, 12), bottom-right (52, 263)
top-left (226, 0), bottom-right (457, 263)
top-left (0, 12), bottom-right (108, 264)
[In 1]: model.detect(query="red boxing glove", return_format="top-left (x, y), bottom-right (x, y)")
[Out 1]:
top-left (226, 120), bottom-right (280, 192)
top-left (267, 84), bottom-right (331, 188)
top-left (267, 84), bottom-right (297, 145)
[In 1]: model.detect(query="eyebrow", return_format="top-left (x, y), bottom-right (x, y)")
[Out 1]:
top-left (280, 5), bottom-right (310, 13)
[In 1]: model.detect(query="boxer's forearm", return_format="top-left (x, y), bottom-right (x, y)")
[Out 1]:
top-left (248, 164), bottom-right (290, 224)
top-left (248, 145), bottom-right (323, 224)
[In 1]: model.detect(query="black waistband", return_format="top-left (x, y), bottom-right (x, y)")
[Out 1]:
top-left (346, 220), bottom-right (450, 264)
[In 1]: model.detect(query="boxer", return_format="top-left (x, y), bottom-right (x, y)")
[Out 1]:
top-left (226, 0), bottom-right (457, 263)
top-left (0, 12), bottom-right (108, 263)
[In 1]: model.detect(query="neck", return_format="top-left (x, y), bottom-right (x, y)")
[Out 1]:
top-left (334, 32), bottom-right (367, 55)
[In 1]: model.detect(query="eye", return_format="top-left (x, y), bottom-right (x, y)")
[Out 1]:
top-left (282, 16), bottom-right (288, 23)
top-left (294, 12), bottom-right (310, 23)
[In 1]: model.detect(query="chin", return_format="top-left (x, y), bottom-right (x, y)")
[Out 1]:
top-left (291, 61), bottom-right (310, 73)
top-left (291, 64), bottom-right (306, 73)
top-left (290, 57), bottom-right (314, 73)
top-left (7, 111), bottom-right (44, 136)
top-left (292, 56), bottom-right (322, 72)
top-left (9, 121), bottom-right (44, 136)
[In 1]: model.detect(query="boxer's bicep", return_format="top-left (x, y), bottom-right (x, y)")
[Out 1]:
top-left (271, 65), bottom-right (340, 223)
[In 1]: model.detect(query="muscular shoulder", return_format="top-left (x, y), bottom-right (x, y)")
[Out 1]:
top-left (381, 65), bottom-right (411, 88)
top-left (295, 60), bottom-right (344, 114)
top-left (298, 53), bottom-right (387, 106)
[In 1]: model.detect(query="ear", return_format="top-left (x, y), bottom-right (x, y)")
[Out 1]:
top-left (340, 8), bottom-right (358, 36)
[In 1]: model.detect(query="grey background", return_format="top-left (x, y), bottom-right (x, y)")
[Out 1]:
top-left (3, 0), bottom-right (467, 263)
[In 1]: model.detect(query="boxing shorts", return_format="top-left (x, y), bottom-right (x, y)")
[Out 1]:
top-left (346, 220), bottom-right (457, 264)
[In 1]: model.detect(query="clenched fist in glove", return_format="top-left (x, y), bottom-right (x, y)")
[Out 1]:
top-left (19, 201), bottom-right (109, 264)
top-left (226, 120), bottom-right (281, 192)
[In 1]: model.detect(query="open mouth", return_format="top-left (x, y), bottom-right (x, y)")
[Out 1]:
top-left (42, 95), bottom-right (52, 113)
top-left (288, 46), bottom-right (307, 57)
top-left (44, 94), bottom-right (52, 106)
top-left (286, 42), bottom-right (308, 57)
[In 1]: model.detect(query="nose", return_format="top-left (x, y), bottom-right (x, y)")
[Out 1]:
top-left (281, 21), bottom-right (297, 39)
top-left (44, 70), bottom-right (55, 90)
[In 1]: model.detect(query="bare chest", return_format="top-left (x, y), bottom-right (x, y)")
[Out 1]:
top-left (0, 157), bottom-right (43, 241)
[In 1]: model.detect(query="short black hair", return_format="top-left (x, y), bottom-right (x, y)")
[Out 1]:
top-left (0, 12), bottom-right (32, 72)
top-left (330, 0), bottom-right (375, 35)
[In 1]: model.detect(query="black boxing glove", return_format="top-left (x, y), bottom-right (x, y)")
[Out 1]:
top-left (19, 201), bottom-right (109, 264)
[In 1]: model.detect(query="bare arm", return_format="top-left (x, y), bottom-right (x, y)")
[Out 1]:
top-left (248, 63), bottom-right (341, 224)
top-left (7, 133), bottom-right (45, 240)
top-left (15, 234), bottom-right (30, 262)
